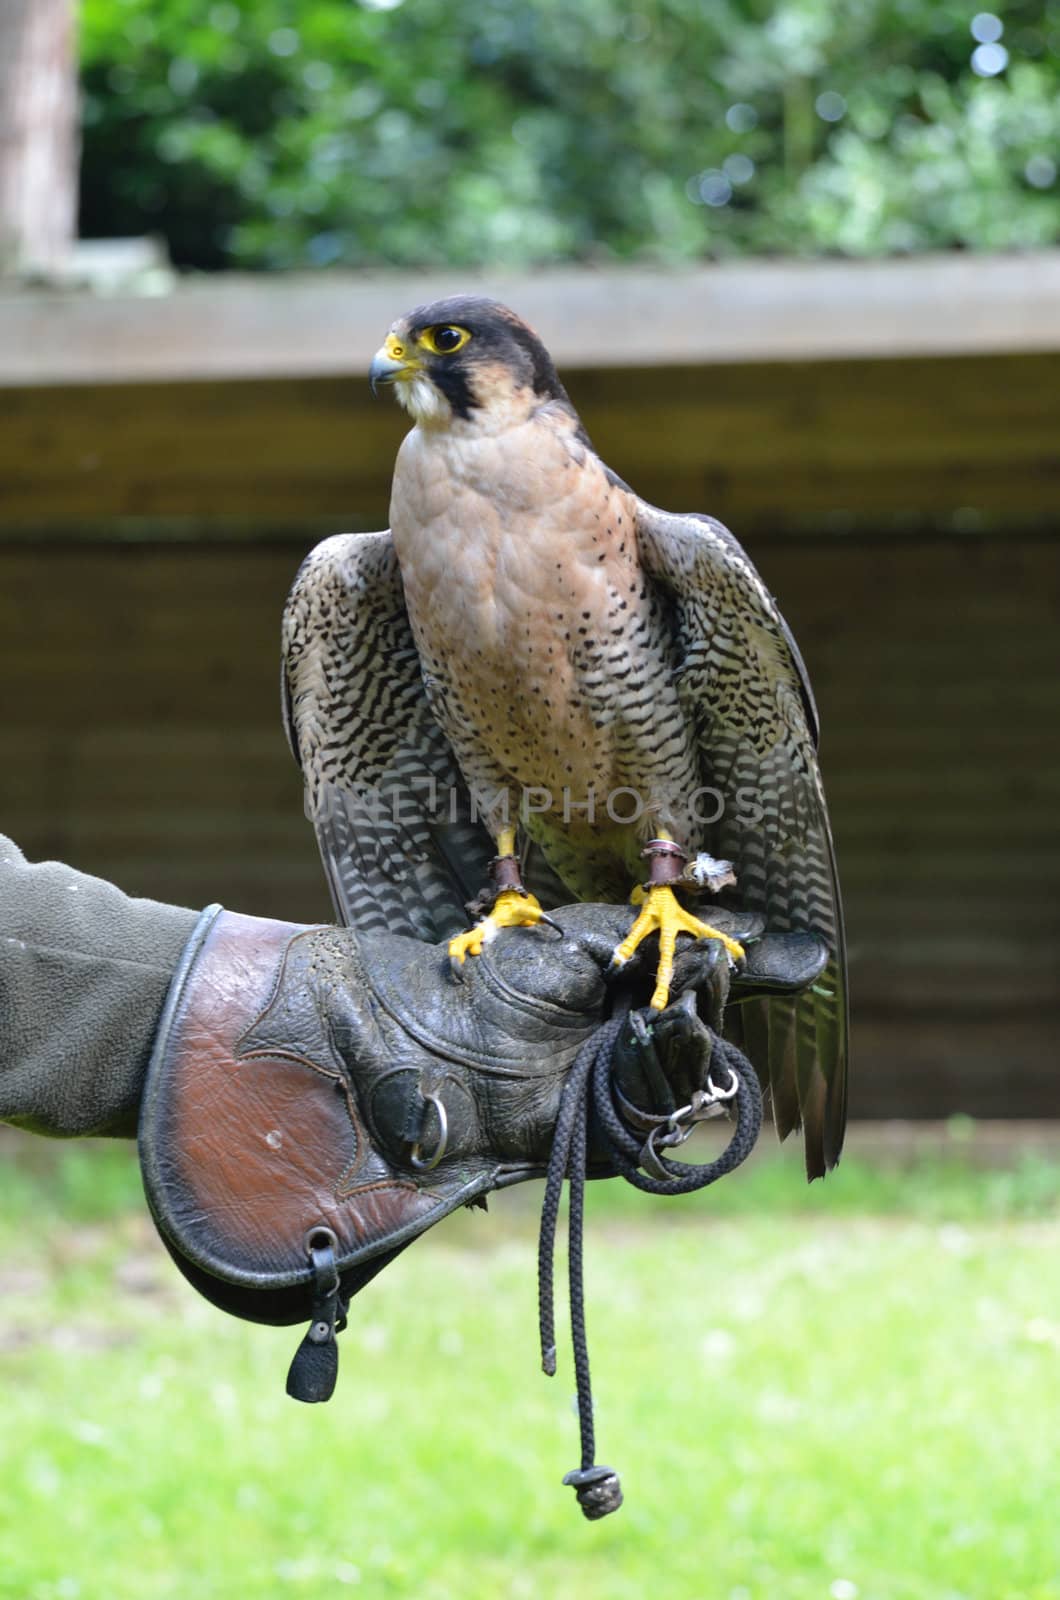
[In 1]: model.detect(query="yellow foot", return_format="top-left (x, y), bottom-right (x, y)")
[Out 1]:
top-left (448, 890), bottom-right (551, 965)
top-left (612, 884), bottom-right (745, 1011)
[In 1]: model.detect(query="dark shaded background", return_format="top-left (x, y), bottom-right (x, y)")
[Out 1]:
top-left (3, 329), bottom-right (1056, 1120)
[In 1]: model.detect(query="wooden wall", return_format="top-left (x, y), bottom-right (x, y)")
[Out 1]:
top-left (0, 352), bottom-right (1056, 533)
top-left (3, 527), bottom-right (1056, 1121)
top-left (2, 259), bottom-right (1057, 1123)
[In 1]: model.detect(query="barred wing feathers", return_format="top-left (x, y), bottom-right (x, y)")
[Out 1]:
top-left (281, 531), bottom-right (496, 941)
top-left (635, 503), bottom-right (849, 1177)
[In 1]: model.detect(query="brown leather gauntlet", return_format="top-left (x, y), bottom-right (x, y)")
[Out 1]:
top-left (140, 901), bottom-right (628, 1399)
top-left (140, 901), bottom-right (826, 1402)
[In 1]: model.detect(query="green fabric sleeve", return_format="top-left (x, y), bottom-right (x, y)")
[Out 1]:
top-left (0, 835), bottom-right (199, 1138)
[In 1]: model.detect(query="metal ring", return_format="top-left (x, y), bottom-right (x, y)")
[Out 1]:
top-left (303, 1224), bottom-right (338, 1258)
top-left (302, 1224), bottom-right (340, 1296)
top-left (662, 1112), bottom-right (697, 1148)
top-left (640, 1124), bottom-right (679, 1181)
top-left (409, 1092), bottom-right (449, 1171)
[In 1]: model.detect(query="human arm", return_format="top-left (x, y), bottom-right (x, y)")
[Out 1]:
top-left (0, 833), bottom-right (197, 1137)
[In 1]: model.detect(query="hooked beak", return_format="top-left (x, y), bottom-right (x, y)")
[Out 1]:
top-left (369, 350), bottom-right (405, 397)
top-left (369, 333), bottom-right (418, 397)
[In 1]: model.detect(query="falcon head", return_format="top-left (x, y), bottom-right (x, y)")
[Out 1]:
top-left (369, 296), bottom-right (572, 428)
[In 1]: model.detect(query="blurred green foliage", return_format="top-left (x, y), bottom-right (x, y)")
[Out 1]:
top-left (79, 0), bottom-right (1060, 270)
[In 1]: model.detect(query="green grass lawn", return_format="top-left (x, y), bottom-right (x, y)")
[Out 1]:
top-left (1, 1134), bottom-right (1058, 1600)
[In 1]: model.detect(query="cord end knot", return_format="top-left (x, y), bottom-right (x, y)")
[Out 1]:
top-left (563, 1464), bottom-right (623, 1520)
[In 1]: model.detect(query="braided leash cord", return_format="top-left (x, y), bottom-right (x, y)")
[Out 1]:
top-left (537, 1009), bottom-right (764, 1520)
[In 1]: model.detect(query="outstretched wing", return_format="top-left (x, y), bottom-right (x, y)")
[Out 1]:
top-left (635, 502), bottom-right (848, 1177)
top-left (281, 531), bottom-right (497, 941)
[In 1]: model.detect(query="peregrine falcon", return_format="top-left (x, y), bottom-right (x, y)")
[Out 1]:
top-left (281, 296), bottom-right (847, 1177)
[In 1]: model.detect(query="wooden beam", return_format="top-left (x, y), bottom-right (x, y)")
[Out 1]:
top-left (1, 252), bottom-right (1058, 387)
top-left (0, 350), bottom-right (1055, 533)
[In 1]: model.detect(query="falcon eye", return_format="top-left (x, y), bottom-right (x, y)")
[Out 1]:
top-left (419, 324), bottom-right (471, 356)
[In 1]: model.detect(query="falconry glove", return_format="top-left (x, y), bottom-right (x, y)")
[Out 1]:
top-left (139, 899), bottom-right (825, 1505)
top-left (140, 899), bottom-right (823, 1364)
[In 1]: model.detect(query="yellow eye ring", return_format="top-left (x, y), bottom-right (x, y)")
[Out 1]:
top-left (417, 324), bottom-right (472, 356)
